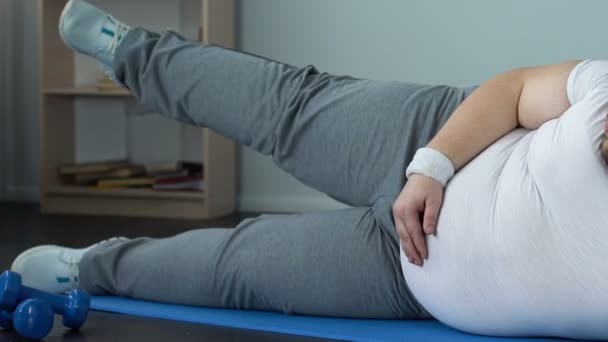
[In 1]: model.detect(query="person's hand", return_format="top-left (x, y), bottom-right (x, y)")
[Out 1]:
top-left (393, 174), bottom-right (444, 266)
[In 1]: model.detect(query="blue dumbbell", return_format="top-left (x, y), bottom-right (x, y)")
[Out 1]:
top-left (0, 271), bottom-right (89, 329)
top-left (0, 298), bottom-right (55, 340)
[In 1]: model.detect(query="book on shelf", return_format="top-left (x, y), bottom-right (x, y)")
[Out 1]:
top-left (153, 175), bottom-right (205, 192)
top-left (152, 169), bottom-right (190, 181)
top-left (148, 161), bottom-right (204, 192)
top-left (143, 161), bottom-right (203, 177)
top-left (95, 174), bottom-right (204, 192)
top-left (73, 165), bottom-right (145, 185)
top-left (59, 160), bottom-right (130, 175)
top-left (59, 160), bottom-right (205, 191)
top-left (96, 177), bottom-right (155, 189)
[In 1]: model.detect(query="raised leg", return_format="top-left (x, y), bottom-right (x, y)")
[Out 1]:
top-left (114, 28), bottom-right (475, 206)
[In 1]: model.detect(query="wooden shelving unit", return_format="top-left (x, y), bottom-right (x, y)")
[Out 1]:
top-left (39, 0), bottom-right (236, 219)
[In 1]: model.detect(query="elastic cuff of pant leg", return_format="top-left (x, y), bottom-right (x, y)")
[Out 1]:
top-left (111, 26), bottom-right (145, 85)
top-left (77, 251), bottom-right (96, 293)
top-left (78, 257), bottom-right (114, 295)
top-left (77, 239), bottom-right (127, 294)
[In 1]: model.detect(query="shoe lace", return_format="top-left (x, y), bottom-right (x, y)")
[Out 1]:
top-left (66, 255), bottom-right (80, 290)
top-left (63, 237), bottom-right (128, 290)
top-left (108, 19), bottom-right (128, 54)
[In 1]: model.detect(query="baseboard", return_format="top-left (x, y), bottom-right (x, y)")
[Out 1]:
top-left (5, 185), bottom-right (40, 203)
top-left (238, 194), bottom-right (350, 213)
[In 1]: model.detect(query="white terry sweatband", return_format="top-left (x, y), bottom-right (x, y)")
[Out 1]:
top-left (405, 148), bottom-right (455, 187)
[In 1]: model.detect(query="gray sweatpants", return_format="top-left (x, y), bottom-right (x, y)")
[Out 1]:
top-left (79, 28), bottom-right (476, 320)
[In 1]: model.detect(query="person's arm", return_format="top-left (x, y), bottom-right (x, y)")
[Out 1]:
top-left (394, 60), bottom-right (582, 267)
top-left (429, 60), bottom-right (580, 171)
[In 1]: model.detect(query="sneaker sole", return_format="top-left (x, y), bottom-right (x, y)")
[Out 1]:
top-left (58, 0), bottom-right (74, 49)
top-left (58, 0), bottom-right (89, 56)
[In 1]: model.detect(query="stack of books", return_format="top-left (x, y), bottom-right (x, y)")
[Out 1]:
top-left (145, 161), bottom-right (204, 192)
top-left (58, 160), bottom-right (205, 192)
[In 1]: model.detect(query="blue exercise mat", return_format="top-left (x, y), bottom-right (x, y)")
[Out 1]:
top-left (91, 296), bottom-right (569, 342)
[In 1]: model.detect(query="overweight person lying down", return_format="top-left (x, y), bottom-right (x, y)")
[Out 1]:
top-left (397, 59), bottom-right (608, 339)
top-left (12, 2), bottom-right (608, 338)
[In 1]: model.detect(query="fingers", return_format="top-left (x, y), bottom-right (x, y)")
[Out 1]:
top-left (393, 174), bottom-right (445, 267)
top-left (403, 209), bottom-right (428, 262)
top-left (423, 196), bottom-right (442, 235)
top-left (393, 213), bottom-right (422, 265)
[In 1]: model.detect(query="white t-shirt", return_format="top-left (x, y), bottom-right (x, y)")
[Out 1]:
top-left (402, 59), bottom-right (608, 340)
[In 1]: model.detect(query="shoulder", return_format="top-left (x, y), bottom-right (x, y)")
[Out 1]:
top-left (567, 60), bottom-right (608, 104)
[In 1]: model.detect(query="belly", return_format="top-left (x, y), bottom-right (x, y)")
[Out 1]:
top-left (400, 168), bottom-right (506, 333)
top-left (401, 194), bottom-right (608, 339)
top-left (399, 131), bottom-right (608, 339)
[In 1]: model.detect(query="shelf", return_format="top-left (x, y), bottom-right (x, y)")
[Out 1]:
top-left (46, 185), bottom-right (205, 200)
top-left (43, 185), bottom-right (208, 219)
top-left (40, 0), bottom-right (236, 220)
top-left (44, 87), bottom-right (132, 97)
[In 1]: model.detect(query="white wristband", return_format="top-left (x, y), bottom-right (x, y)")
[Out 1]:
top-left (405, 148), bottom-right (455, 187)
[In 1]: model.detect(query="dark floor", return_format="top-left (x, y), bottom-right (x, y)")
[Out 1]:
top-left (0, 202), bottom-right (338, 342)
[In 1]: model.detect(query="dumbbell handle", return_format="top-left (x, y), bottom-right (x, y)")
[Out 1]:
top-left (1, 310), bottom-right (12, 322)
top-left (17, 286), bottom-right (69, 313)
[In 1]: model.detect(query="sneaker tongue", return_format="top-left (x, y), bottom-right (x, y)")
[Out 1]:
top-left (58, 248), bottom-right (71, 263)
top-left (58, 248), bottom-right (81, 264)
top-left (58, 249), bottom-right (81, 289)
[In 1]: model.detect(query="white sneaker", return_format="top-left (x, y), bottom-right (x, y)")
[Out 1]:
top-left (59, 0), bottom-right (131, 79)
top-left (11, 237), bottom-right (128, 294)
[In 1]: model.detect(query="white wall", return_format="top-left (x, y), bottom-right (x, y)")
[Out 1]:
top-left (236, 0), bottom-right (608, 212)
top-left (1, 0), bottom-right (40, 202)
top-left (4, 0), bottom-right (608, 212)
